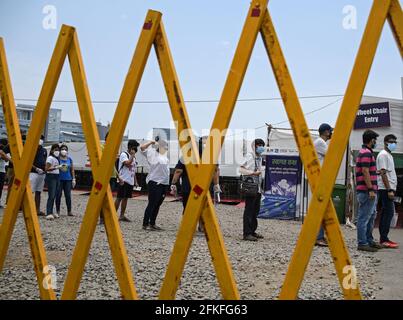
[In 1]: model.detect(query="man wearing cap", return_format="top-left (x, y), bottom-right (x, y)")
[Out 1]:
top-left (310, 123), bottom-right (333, 247)
top-left (29, 135), bottom-right (48, 216)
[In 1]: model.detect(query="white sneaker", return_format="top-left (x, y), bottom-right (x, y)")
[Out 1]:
top-left (346, 218), bottom-right (356, 230)
top-left (46, 214), bottom-right (55, 221)
top-left (54, 213), bottom-right (60, 219)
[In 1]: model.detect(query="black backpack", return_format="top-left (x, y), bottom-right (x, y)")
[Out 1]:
top-left (115, 151), bottom-right (129, 174)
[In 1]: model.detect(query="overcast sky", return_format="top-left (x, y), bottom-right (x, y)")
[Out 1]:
top-left (0, 0), bottom-right (402, 139)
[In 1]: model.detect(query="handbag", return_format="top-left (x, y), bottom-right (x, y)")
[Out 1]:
top-left (240, 156), bottom-right (261, 196)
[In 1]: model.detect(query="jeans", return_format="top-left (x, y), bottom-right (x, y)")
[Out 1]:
top-left (46, 174), bottom-right (60, 216)
top-left (356, 191), bottom-right (377, 246)
top-left (56, 180), bottom-right (72, 213)
top-left (243, 193), bottom-right (262, 237)
top-left (378, 190), bottom-right (395, 243)
top-left (143, 181), bottom-right (168, 226)
top-left (317, 227), bottom-right (325, 241)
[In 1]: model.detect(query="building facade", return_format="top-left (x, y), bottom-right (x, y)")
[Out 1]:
top-left (0, 104), bottom-right (62, 141)
top-left (1, 104), bottom-right (109, 143)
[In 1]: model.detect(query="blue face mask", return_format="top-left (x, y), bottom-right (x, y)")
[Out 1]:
top-left (388, 143), bottom-right (397, 152)
top-left (256, 146), bottom-right (265, 154)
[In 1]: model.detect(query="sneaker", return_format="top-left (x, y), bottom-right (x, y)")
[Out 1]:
top-left (46, 214), bottom-right (55, 221)
top-left (119, 215), bottom-right (131, 222)
top-left (150, 225), bottom-right (163, 231)
top-left (358, 245), bottom-right (378, 252)
top-left (67, 212), bottom-right (74, 217)
top-left (38, 211), bottom-right (46, 217)
top-left (369, 242), bottom-right (383, 249)
top-left (315, 239), bottom-right (328, 247)
top-left (253, 233), bottom-right (264, 239)
top-left (345, 218), bottom-right (357, 230)
top-left (243, 234), bottom-right (258, 242)
top-left (54, 213), bottom-right (60, 219)
top-left (381, 241), bottom-right (399, 249)
top-left (142, 224), bottom-right (149, 230)
top-left (388, 240), bottom-right (399, 246)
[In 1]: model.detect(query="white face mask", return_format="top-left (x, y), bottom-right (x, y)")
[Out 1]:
top-left (39, 139), bottom-right (44, 146)
top-left (53, 151), bottom-right (60, 157)
top-left (61, 150), bottom-right (68, 157)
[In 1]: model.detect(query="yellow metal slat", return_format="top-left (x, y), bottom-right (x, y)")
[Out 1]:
top-left (279, 0), bottom-right (392, 300)
top-left (0, 26), bottom-right (75, 299)
top-left (260, 9), bottom-right (361, 300)
top-left (159, 0), bottom-right (269, 299)
top-left (61, 31), bottom-right (139, 300)
top-left (61, 10), bottom-right (162, 300)
top-left (388, 0), bottom-right (403, 57)
top-left (153, 21), bottom-right (240, 300)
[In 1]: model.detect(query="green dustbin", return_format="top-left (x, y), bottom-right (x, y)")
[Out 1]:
top-left (332, 184), bottom-right (347, 224)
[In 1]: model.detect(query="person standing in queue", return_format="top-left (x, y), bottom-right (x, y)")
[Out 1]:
top-left (377, 134), bottom-right (399, 249)
top-left (5, 132), bottom-right (26, 205)
top-left (45, 144), bottom-right (61, 221)
top-left (29, 135), bottom-right (48, 216)
top-left (114, 139), bottom-right (140, 222)
top-left (99, 131), bottom-right (120, 225)
top-left (141, 138), bottom-right (170, 231)
top-left (170, 136), bottom-right (222, 232)
top-left (239, 138), bottom-right (266, 241)
top-left (311, 123), bottom-right (333, 247)
top-left (56, 144), bottom-right (76, 217)
top-left (0, 138), bottom-right (12, 208)
top-left (355, 130), bottom-right (383, 252)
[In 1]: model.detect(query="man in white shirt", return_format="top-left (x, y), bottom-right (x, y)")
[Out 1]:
top-left (141, 139), bottom-right (170, 231)
top-left (239, 138), bottom-right (266, 241)
top-left (311, 123), bottom-right (333, 247)
top-left (377, 134), bottom-right (399, 249)
top-left (114, 140), bottom-right (139, 222)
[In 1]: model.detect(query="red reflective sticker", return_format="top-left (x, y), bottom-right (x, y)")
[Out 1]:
top-left (94, 181), bottom-right (103, 191)
top-left (251, 8), bottom-right (261, 17)
top-left (143, 21), bottom-right (153, 30)
top-left (193, 185), bottom-right (204, 196)
top-left (14, 179), bottom-right (21, 187)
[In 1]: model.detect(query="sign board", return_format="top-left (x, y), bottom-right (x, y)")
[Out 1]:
top-left (259, 155), bottom-right (302, 220)
top-left (354, 102), bottom-right (391, 130)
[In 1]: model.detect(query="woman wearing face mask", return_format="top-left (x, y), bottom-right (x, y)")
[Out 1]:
top-left (239, 139), bottom-right (266, 241)
top-left (140, 138), bottom-right (170, 231)
top-left (56, 144), bottom-right (76, 217)
top-left (45, 144), bottom-right (61, 220)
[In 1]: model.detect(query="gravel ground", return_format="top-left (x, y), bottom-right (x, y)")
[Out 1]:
top-left (0, 191), bottom-right (383, 300)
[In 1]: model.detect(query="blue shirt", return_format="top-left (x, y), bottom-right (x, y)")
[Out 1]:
top-left (59, 157), bottom-right (73, 181)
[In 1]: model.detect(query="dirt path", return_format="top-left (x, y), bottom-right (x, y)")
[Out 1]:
top-left (374, 228), bottom-right (403, 300)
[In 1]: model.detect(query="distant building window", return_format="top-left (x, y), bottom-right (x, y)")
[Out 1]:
top-left (19, 110), bottom-right (31, 121)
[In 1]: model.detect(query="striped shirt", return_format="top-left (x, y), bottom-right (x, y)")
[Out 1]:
top-left (355, 145), bottom-right (378, 192)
